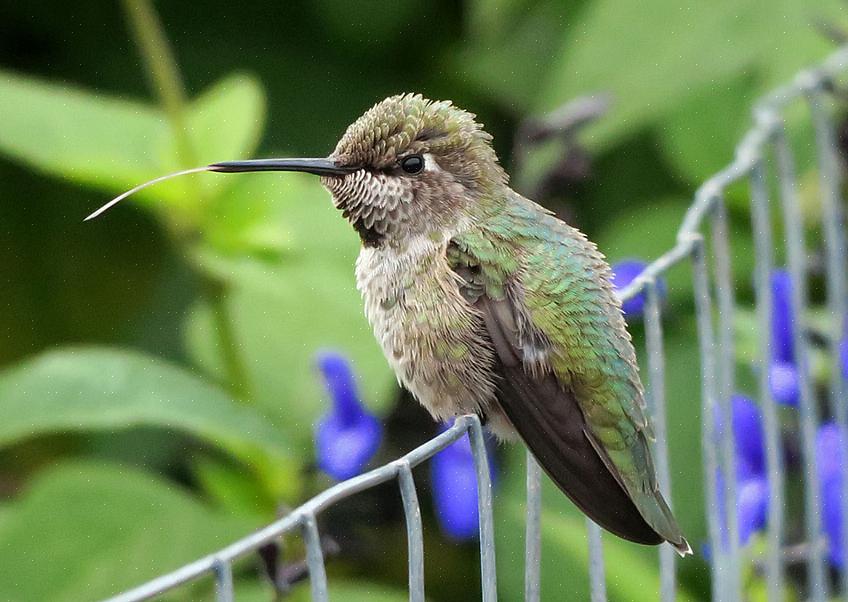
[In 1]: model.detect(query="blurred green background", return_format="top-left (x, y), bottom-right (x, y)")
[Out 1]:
top-left (1, 1), bottom-right (846, 600)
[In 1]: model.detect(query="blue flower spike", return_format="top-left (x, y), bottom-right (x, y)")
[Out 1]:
top-left (314, 351), bottom-right (383, 481)
top-left (728, 395), bottom-right (766, 479)
top-left (768, 361), bottom-right (800, 407)
top-left (431, 419), bottom-right (497, 541)
top-left (610, 259), bottom-right (666, 318)
top-left (770, 270), bottom-right (795, 364)
top-left (840, 328), bottom-right (848, 381)
top-left (736, 476), bottom-right (769, 545)
top-left (768, 270), bottom-right (802, 407)
top-left (817, 423), bottom-right (845, 569)
top-left (715, 395), bottom-right (769, 547)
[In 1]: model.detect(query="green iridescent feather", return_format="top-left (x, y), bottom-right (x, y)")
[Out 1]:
top-left (450, 191), bottom-right (685, 547)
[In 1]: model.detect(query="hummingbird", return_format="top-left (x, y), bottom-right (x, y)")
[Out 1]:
top-left (87, 93), bottom-right (690, 555)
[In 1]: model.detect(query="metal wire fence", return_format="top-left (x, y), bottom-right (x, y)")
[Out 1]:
top-left (104, 46), bottom-right (848, 602)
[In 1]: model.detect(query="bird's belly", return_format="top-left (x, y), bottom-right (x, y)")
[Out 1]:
top-left (355, 243), bottom-right (496, 422)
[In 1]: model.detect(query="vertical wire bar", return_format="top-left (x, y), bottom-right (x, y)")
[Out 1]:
top-left (468, 416), bottom-right (498, 602)
top-left (753, 145), bottom-right (826, 601)
top-left (643, 282), bottom-right (676, 602)
top-left (692, 235), bottom-right (725, 602)
top-left (711, 196), bottom-right (738, 440)
top-left (710, 195), bottom-right (742, 602)
top-left (213, 559), bottom-right (234, 602)
top-left (525, 452), bottom-right (542, 602)
top-left (302, 513), bottom-right (329, 602)
top-left (397, 461), bottom-right (426, 602)
top-left (750, 154), bottom-right (788, 601)
top-left (809, 88), bottom-right (848, 598)
top-left (587, 521), bottom-right (607, 602)
top-left (772, 121), bottom-right (813, 601)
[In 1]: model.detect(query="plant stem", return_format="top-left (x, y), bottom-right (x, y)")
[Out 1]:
top-left (121, 0), bottom-right (196, 168)
top-left (205, 277), bottom-right (253, 401)
top-left (123, 0), bottom-right (252, 402)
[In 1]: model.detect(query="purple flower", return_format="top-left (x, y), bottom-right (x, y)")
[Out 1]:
top-left (430, 419), bottom-right (496, 541)
top-left (771, 270), bottom-right (795, 364)
top-left (767, 271), bottom-right (801, 406)
top-left (715, 395), bottom-right (765, 477)
top-left (817, 423), bottom-right (845, 568)
top-left (314, 351), bottom-right (382, 481)
top-left (610, 259), bottom-right (666, 318)
top-left (729, 395), bottom-right (766, 478)
top-left (736, 477), bottom-right (769, 544)
top-left (715, 395), bottom-right (769, 546)
top-left (768, 361), bottom-right (800, 407)
top-left (840, 335), bottom-right (848, 381)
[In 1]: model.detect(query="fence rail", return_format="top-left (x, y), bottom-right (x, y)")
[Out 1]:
top-left (105, 45), bottom-right (848, 602)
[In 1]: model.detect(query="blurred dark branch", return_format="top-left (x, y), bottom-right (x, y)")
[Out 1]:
top-left (753, 539), bottom-right (829, 571)
top-left (258, 535), bottom-right (341, 599)
top-left (514, 94), bottom-right (612, 147)
top-left (815, 19), bottom-right (848, 46)
top-left (512, 93), bottom-right (612, 203)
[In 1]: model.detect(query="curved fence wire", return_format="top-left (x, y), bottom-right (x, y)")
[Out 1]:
top-left (105, 45), bottom-right (848, 602)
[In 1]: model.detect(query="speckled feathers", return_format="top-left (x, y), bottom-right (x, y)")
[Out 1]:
top-left (331, 93), bottom-right (502, 178)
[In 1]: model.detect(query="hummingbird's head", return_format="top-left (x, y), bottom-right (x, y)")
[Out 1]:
top-left (322, 94), bottom-right (507, 247)
top-left (86, 95), bottom-right (506, 245)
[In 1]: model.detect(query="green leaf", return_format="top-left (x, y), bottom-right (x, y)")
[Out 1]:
top-left (0, 68), bottom-right (167, 191)
top-left (0, 70), bottom-right (265, 217)
top-left (658, 74), bottom-right (758, 185)
top-left (193, 455), bottom-right (275, 516)
top-left (0, 346), bottom-right (300, 498)
top-left (200, 171), bottom-right (356, 258)
top-left (152, 73), bottom-right (268, 217)
top-left (658, 72), bottom-right (825, 189)
top-left (538, 0), bottom-right (845, 150)
top-left (0, 461), bottom-right (255, 602)
top-left (172, 73), bottom-right (266, 212)
top-left (185, 73), bottom-right (266, 167)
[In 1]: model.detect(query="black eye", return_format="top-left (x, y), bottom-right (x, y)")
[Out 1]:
top-left (400, 154), bottom-right (424, 174)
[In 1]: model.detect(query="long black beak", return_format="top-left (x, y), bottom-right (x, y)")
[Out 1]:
top-left (209, 158), bottom-right (355, 177)
top-left (84, 157), bottom-right (356, 221)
